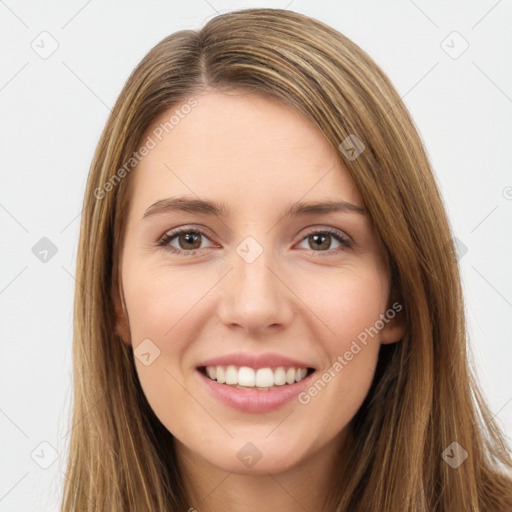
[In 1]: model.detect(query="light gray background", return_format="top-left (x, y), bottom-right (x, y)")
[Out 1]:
top-left (1, 1), bottom-right (511, 510)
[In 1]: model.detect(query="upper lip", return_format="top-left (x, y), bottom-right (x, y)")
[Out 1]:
top-left (197, 352), bottom-right (315, 370)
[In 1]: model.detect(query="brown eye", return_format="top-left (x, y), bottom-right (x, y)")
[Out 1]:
top-left (297, 228), bottom-right (351, 253)
top-left (307, 233), bottom-right (333, 251)
top-left (158, 228), bottom-right (214, 254)
top-left (176, 231), bottom-right (202, 250)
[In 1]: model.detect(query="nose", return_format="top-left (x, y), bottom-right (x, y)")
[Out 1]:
top-left (217, 245), bottom-right (294, 335)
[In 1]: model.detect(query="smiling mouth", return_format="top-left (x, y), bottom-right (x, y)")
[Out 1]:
top-left (198, 365), bottom-right (316, 391)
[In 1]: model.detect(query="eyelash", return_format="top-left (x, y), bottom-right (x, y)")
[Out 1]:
top-left (157, 226), bottom-right (352, 256)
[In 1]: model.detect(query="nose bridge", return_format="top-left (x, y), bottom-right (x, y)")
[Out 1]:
top-left (217, 235), bottom-right (292, 332)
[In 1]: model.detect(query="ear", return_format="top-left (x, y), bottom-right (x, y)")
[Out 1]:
top-left (380, 288), bottom-right (406, 345)
top-left (113, 277), bottom-right (132, 346)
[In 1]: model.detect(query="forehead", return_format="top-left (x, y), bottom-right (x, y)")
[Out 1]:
top-left (129, 89), bottom-right (363, 215)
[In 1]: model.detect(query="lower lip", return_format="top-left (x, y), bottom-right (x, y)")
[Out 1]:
top-left (197, 369), bottom-right (315, 413)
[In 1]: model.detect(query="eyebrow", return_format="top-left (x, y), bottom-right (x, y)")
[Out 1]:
top-left (142, 196), bottom-right (366, 220)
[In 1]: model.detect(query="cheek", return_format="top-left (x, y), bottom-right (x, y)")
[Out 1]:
top-left (296, 268), bottom-right (388, 403)
top-left (303, 264), bottom-right (389, 350)
top-left (121, 261), bottom-right (200, 396)
top-left (124, 263), bottom-right (205, 344)
top-left (123, 265), bottom-right (205, 441)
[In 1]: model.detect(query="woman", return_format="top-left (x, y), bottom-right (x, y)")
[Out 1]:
top-left (61, 8), bottom-right (512, 511)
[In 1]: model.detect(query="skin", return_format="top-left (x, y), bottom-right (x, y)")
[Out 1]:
top-left (115, 89), bottom-right (406, 511)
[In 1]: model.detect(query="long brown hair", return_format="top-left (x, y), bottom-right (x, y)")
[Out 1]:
top-left (61, 8), bottom-right (512, 511)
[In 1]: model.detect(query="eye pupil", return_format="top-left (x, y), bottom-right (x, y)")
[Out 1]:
top-left (310, 234), bottom-right (331, 250)
top-left (180, 232), bottom-right (201, 250)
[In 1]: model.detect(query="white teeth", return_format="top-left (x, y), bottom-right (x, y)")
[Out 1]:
top-left (225, 365), bottom-right (238, 385)
top-left (273, 367), bottom-right (286, 386)
top-left (238, 366), bottom-right (255, 386)
top-left (296, 368), bottom-right (307, 382)
top-left (216, 366), bottom-right (226, 384)
top-left (203, 365), bottom-right (311, 388)
top-left (256, 368), bottom-right (274, 387)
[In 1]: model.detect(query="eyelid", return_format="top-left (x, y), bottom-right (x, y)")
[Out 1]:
top-left (300, 225), bottom-right (352, 244)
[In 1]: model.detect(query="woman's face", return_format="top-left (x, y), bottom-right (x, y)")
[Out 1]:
top-left (117, 89), bottom-right (404, 476)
